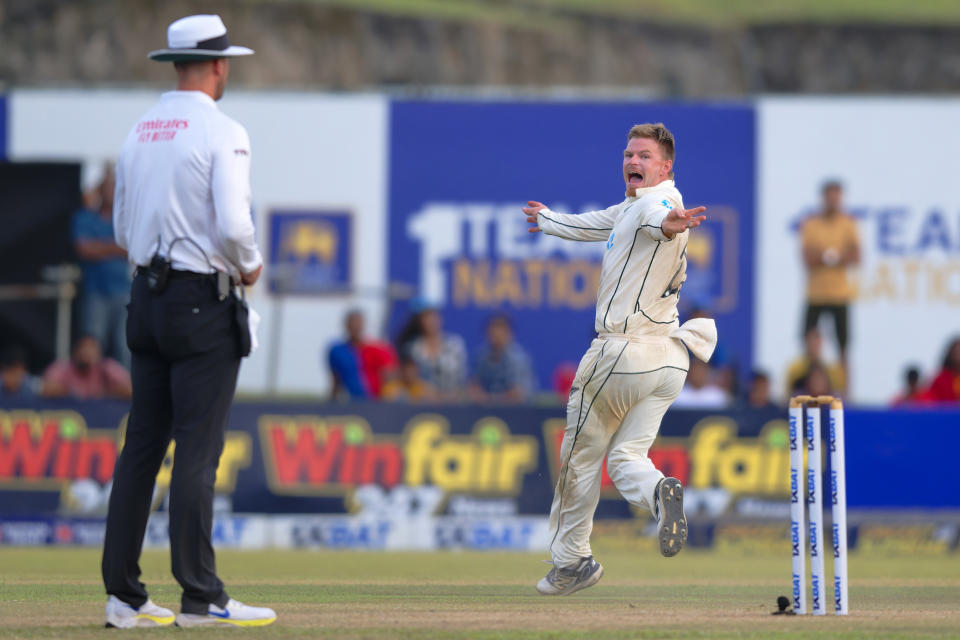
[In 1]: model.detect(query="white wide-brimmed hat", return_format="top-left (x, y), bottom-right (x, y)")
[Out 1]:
top-left (148, 15), bottom-right (254, 62)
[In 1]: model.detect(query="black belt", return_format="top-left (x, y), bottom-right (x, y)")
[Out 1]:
top-left (135, 266), bottom-right (219, 281)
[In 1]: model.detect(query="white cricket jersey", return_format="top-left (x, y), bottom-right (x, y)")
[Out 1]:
top-left (113, 90), bottom-right (262, 279)
top-left (538, 180), bottom-right (688, 337)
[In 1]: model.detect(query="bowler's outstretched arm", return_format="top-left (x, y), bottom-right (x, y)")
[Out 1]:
top-left (522, 200), bottom-right (618, 241)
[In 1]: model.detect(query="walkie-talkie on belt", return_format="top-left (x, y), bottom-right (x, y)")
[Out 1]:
top-left (146, 253), bottom-right (172, 293)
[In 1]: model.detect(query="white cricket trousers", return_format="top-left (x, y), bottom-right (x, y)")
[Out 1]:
top-left (548, 333), bottom-right (689, 568)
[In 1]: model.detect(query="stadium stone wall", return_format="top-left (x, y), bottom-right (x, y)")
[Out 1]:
top-left (3, 0), bottom-right (960, 95)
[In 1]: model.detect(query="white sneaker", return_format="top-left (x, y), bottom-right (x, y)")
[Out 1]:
top-left (105, 595), bottom-right (175, 628)
top-left (175, 598), bottom-right (277, 628)
top-left (536, 556), bottom-right (604, 596)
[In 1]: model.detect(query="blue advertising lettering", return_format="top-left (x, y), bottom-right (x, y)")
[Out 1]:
top-left (790, 468), bottom-right (800, 505)
top-left (811, 573), bottom-right (821, 611)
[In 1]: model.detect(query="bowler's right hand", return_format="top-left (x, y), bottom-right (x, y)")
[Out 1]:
top-left (522, 201), bottom-right (546, 233)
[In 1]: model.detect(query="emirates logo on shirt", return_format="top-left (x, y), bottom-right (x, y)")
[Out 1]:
top-left (135, 118), bottom-right (189, 143)
top-left (234, 149), bottom-right (249, 156)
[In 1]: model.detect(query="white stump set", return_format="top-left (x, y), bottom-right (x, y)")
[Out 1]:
top-left (787, 395), bottom-right (848, 616)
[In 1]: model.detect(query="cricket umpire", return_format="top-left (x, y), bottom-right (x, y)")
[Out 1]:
top-left (101, 15), bottom-right (275, 628)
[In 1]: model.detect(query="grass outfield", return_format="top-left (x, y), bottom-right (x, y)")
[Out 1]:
top-left (267, 0), bottom-right (960, 27)
top-left (1, 544), bottom-right (958, 639)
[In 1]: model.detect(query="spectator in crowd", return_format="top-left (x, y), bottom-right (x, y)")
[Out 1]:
top-left (394, 298), bottom-right (430, 359)
top-left (927, 337), bottom-right (960, 403)
top-left (407, 305), bottom-right (467, 399)
top-left (381, 355), bottom-right (435, 403)
top-left (327, 309), bottom-right (397, 400)
top-left (800, 180), bottom-right (860, 365)
top-left (793, 362), bottom-right (834, 398)
top-left (470, 314), bottom-right (534, 403)
top-left (785, 326), bottom-right (846, 397)
top-left (73, 165), bottom-right (131, 368)
top-left (673, 359), bottom-right (729, 409)
top-left (742, 370), bottom-right (779, 410)
top-left (43, 335), bottom-right (131, 399)
top-left (0, 345), bottom-right (43, 399)
top-left (891, 366), bottom-right (928, 406)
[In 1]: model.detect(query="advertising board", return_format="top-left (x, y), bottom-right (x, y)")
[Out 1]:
top-left (388, 101), bottom-right (756, 390)
top-left (2, 399), bottom-right (957, 549)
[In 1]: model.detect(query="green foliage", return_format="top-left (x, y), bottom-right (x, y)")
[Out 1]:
top-left (260, 0), bottom-right (960, 27)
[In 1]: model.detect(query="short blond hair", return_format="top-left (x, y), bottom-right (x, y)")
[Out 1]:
top-left (627, 123), bottom-right (675, 178)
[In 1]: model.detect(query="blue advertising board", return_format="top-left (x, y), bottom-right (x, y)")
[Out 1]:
top-left (388, 101), bottom-right (756, 391)
top-left (1, 399), bottom-right (956, 517)
top-left (267, 209), bottom-right (352, 294)
top-left (2, 400), bottom-right (958, 550)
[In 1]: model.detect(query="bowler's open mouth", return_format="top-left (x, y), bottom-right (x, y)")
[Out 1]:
top-left (628, 171), bottom-right (644, 186)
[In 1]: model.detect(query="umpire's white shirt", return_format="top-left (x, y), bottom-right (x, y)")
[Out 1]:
top-left (114, 91), bottom-right (262, 280)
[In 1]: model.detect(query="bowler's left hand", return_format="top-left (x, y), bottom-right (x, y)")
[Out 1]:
top-left (661, 206), bottom-right (706, 239)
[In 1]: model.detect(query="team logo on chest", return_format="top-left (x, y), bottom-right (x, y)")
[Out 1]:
top-left (606, 231), bottom-right (615, 250)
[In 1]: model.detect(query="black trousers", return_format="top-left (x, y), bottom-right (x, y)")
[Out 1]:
top-left (102, 271), bottom-right (241, 614)
top-left (803, 302), bottom-right (849, 353)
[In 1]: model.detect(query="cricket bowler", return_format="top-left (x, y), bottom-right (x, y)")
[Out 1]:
top-left (523, 123), bottom-right (717, 595)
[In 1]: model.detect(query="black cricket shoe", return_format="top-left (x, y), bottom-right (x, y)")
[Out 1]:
top-left (536, 556), bottom-right (604, 595)
top-left (655, 477), bottom-right (688, 557)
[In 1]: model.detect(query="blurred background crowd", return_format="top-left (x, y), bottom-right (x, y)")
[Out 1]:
top-left (3, 170), bottom-right (956, 408)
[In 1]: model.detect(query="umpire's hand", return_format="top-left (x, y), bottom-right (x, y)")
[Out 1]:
top-left (241, 264), bottom-right (263, 285)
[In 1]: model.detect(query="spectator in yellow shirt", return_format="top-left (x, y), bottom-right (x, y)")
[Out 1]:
top-left (801, 180), bottom-right (860, 363)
